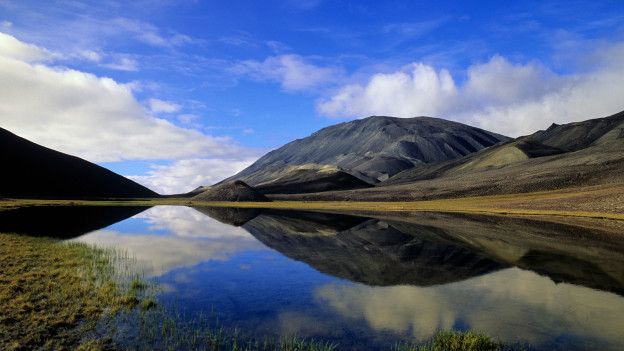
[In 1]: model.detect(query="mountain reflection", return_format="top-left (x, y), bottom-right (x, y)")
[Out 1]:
top-left (0, 205), bottom-right (147, 238)
top-left (235, 210), bottom-right (624, 295)
top-left (242, 211), bottom-right (506, 286)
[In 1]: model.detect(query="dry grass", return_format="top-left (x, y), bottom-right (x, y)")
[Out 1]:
top-left (0, 233), bottom-right (148, 350)
top-left (1, 183), bottom-right (622, 221)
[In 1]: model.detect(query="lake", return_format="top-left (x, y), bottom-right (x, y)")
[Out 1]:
top-left (2, 205), bottom-right (624, 350)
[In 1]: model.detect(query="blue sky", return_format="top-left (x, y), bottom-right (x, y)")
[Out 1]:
top-left (1, 0), bottom-right (623, 193)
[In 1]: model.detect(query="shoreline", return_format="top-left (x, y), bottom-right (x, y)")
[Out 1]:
top-left (1, 184), bottom-right (623, 221)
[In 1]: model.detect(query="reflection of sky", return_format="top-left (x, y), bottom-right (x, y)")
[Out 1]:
top-left (316, 267), bottom-right (624, 350)
top-left (70, 207), bottom-right (624, 350)
top-left (72, 206), bottom-right (266, 276)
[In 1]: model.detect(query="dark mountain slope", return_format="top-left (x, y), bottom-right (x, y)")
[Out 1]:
top-left (227, 116), bottom-right (510, 187)
top-left (0, 127), bottom-right (158, 199)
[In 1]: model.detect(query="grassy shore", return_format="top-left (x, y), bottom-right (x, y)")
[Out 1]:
top-left (0, 233), bottom-right (151, 350)
top-left (1, 183), bottom-right (623, 221)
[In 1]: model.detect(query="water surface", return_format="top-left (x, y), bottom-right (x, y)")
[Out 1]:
top-left (2, 205), bottom-right (624, 350)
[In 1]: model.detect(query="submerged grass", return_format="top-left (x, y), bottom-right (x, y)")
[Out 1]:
top-left (0, 233), bottom-right (151, 350)
top-left (392, 330), bottom-right (525, 351)
top-left (108, 304), bottom-right (338, 351)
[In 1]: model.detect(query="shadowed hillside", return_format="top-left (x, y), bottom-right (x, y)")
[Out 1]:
top-left (0, 127), bottom-right (158, 199)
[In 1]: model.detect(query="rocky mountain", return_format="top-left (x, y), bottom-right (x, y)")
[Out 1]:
top-left (0, 127), bottom-right (158, 199)
top-left (226, 116), bottom-right (510, 192)
top-left (276, 110), bottom-right (624, 201)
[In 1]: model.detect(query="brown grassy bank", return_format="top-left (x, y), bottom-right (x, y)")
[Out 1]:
top-left (0, 234), bottom-right (148, 350)
top-left (1, 184), bottom-right (622, 221)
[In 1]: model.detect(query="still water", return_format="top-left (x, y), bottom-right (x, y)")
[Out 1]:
top-left (2, 206), bottom-right (624, 350)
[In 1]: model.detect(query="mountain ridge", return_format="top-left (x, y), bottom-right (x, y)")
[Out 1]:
top-left (225, 115), bottom-right (510, 192)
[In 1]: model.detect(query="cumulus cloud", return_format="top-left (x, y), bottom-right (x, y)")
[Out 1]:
top-left (128, 158), bottom-right (258, 194)
top-left (318, 63), bottom-right (457, 118)
top-left (0, 32), bottom-right (55, 62)
top-left (317, 46), bottom-right (624, 136)
top-left (234, 54), bottom-right (342, 91)
top-left (0, 32), bottom-right (252, 163)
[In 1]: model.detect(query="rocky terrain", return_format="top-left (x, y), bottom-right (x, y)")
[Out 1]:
top-left (225, 116), bottom-right (510, 190)
top-left (268, 111), bottom-right (624, 201)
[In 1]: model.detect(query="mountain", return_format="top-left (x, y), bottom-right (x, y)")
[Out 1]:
top-left (253, 165), bottom-right (372, 194)
top-left (274, 110), bottom-right (624, 201)
top-left (193, 180), bottom-right (270, 202)
top-left (226, 116), bottom-right (510, 192)
top-left (0, 127), bottom-right (158, 199)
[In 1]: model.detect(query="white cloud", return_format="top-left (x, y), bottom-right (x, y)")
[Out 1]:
top-left (129, 157), bottom-right (258, 194)
top-left (317, 45), bottom-right (624, 136)
top-left (318, 63), bottom-right (457, 118)
top-left (0, 33), bottom-right (252, 163)
top-left (1, 20), bottom-right (12, 28)
top-left (148, 98), bottom-right (181, 114)
top-left (234, 54), bottom-right (342, 92)
top-left (0, 31), bottom-right (54, 62)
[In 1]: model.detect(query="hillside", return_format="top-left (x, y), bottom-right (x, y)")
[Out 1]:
top-left (254, 164), bottom-right (372, 194)
top-left (272, 110), bottom-right (624, 201)
top-left (226, 116), bottom-right (510, 191)
top-left (0, 127), bottom-right (158, 199)
top-left (193, 180), bottom-right (270, 202)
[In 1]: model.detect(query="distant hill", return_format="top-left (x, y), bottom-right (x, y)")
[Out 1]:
top-left (0, 127), bottom-right (158, 199)
top-left (225, 116), bottom-right (510, 192)
top-left (193, 180), bottom-right (270, 202)
top-left (274, 110), bottom-right (624, 201)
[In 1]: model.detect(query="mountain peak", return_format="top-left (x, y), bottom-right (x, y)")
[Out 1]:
top-left (227, 116), bottom-right (510, 188)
